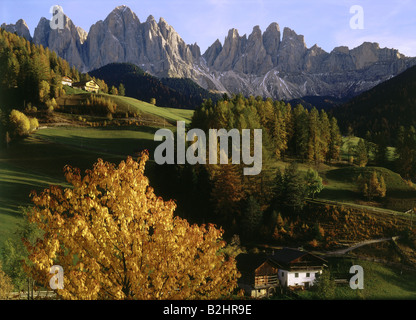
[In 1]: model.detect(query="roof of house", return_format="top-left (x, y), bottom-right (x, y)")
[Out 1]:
top-left (62, 76), bottom-right (72, 81)
top-left (268, 248), bottom-right (327, 270)
top-left (236, 248), bottom-right (327, 275)
top-left (72, 79), bottom-right (100, 87)
top-left (236, 253), bottom-right (269, 273)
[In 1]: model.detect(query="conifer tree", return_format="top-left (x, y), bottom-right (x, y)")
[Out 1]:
top-left (284, 162), bottom-right (306, 211)
top-left (118, 83), bottom-right (126, 96)
top-left (395, 126), bottom-right (416, 180)
top-left (362, 171), bottom-right (386, 200)
top-left (292, 104), bottom-right (309, 160)
top-left (210, 164), bottom-right (244, 228)
top-left (273, 162), bottom-right (305, 211)
top-left (355, 138), bottom-right (368, 167)
top-left (304, 168), bottom-right (324, 199)
top-left (307, 108), bottom-right (323, 164)
top-left (327, 117), bottom-right (342, 163)
top-left (272, 109), bottom-right (288, 158)
top-left (319, 110), bottom-right (331, 161)
top-left (241, 196), bottom-right (263, 239)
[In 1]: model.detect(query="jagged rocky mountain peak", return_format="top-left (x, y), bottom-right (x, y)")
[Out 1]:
top-left (1, 18), bottom-right (32, 41)
top-left (3, 5), bottom-right (415, 101)
top-left (146, 15), bottom-right (157, 24)
top-left (107, 5), bottom-right (139, 22)
top-left (331, 46), bottom-right (350, 54)
top-left (281, 27), bottom-right (306, 48)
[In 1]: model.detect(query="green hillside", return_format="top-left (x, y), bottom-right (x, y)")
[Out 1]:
top-left (88, 62), bottom-right (221, 110)
top-left (58, 90), bottom-right (194, 125)
top-left (333, 65), bottom-right (416, 142)
top-left (108, 95), bottom-right (194, 124)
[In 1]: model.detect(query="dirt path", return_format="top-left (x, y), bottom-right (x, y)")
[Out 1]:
top-left (325, 236), bottom-right (399, 255)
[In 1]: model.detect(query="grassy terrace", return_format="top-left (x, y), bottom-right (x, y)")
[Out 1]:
top-left (108, 95), bottom-right (194, 124)
top-left (58, 89), bottom-right (194, 125)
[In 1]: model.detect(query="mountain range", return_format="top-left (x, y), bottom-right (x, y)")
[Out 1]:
top-left (2, 5), bottom-right (416, 101)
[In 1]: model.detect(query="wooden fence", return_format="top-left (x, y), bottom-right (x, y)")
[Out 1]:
top-left (7, 291), bottom-right (57, 300)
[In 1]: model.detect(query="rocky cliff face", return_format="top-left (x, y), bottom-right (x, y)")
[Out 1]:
top-left (198, 24), bottom-right (416, 99)
top-left (3, 5), bottom-right (416, 101)
top-left (1, 19), bottom-right (32, 41)
top-left (83, 6), bottom-right (198, 78)
top-left (32, 15), bottom-right (86, 71)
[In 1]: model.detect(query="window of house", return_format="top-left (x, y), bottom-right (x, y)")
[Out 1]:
top-left (295, 273), bottom-right (299, 278)
top-left (306, 273), bottom-right (310, 277)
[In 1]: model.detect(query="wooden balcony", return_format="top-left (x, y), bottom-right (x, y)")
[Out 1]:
top-left (254, 274), bottom-right (279, 288)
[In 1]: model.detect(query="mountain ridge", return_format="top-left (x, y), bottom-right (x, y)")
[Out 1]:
top-left (332, 64), bottom-right (416, 142)
top-left (2, 5), bottom-right (416, 101)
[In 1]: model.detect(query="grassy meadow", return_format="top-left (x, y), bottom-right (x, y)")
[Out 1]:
top-left (299, 257), bottom-right (416, 300)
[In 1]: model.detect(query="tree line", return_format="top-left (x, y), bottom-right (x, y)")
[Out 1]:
top-left (158, 94), bottom-right (343, 240)
top-left (191, 94), bottom-right (343, 164)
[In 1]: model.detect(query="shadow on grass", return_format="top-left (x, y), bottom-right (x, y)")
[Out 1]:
top-left (34, 126), bottom-right (162, 159)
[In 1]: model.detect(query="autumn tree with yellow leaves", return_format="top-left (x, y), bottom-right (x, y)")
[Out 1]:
top-left (24, 152), bottom-right (239, 300)
top-left (0, 261), bottom-right (13, 299)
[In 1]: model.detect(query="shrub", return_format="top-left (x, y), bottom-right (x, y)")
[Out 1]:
top-left (45, 98), bottom-right (57, 113)
top-left (9, 109), bottom-right (30, 136)
top-left (312, 269), bottom-right (336, 299)
top-left (85, 95), bottom-right (117, 115)
top-left (29, 117), bottom-right (39, 132)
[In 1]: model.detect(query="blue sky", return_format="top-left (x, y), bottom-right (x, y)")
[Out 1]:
top-left (1, 0), bottom-right (415, 56)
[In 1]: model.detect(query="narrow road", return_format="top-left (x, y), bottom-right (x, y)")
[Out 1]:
top-left (325, 236), bottom-right (399, 255)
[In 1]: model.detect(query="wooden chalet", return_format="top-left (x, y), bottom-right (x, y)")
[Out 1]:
top-left (269, 248), bottom-right (327, 288)
top-left (236, 253), bottom-right (280, 298)
top-left (61, 76), bottom-right (73, 86)
top-left (72, 79), bottom-right (100, 93)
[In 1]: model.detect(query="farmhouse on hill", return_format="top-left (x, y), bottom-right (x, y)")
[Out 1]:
top-left (269, 248), bottom-right (327, 289)
top-left (236, 248), bottom-right (327, 297)
top-left (72, 79), bottom-right (100, 93)
top-left (61, 76), bottom-right (73, 86)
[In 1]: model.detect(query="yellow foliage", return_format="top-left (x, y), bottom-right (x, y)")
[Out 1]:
top-left (24, 152), bottom-right (239, 300)
top-left (9, 109), bottom-right (39, 136)
top-left (9, 109), bottom-right (30, 136)
top-left (0, 261), bottom-right (13, 299)
top-left (29, 117), bottom-right (39, 132)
